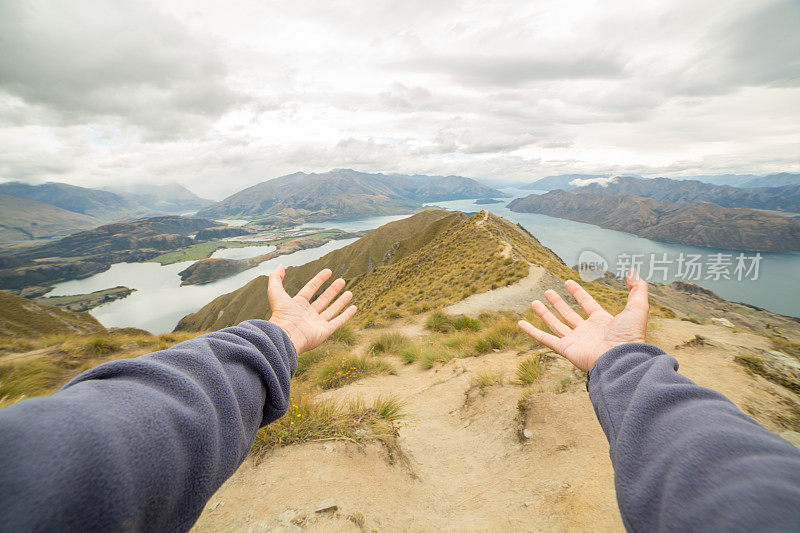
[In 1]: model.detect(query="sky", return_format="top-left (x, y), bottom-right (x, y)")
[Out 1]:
top-left (0, 0), bottom-right (798, 199)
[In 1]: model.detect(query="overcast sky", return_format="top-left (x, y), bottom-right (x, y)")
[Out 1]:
top-left (1, 0), bottom-right (798, 199)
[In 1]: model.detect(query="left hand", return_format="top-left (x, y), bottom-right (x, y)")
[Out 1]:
top-left (267, 265), bottom-right (357, 354)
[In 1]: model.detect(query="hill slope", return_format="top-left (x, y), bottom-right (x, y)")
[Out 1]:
top-left (175, 209), bottom-right (623, 332)
top-left (508, 190), bottom-right (800, 251)
top-left (0, 194), bottom-right (100, 246)
top-left (0, 291), bottom-right (105, 337)
top-left (0, 181), bottom-right (148, 221)
top-left (102, 183), bottom-right (213, 213)
top-left (197, 169), bottom-right (507, 221)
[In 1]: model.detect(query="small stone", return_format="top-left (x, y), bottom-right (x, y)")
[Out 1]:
top-left (522, 429), bottom-right (533, 439)
top-left (711, 317), bottom-right (735, 328)
top-left (208, 500), bottom-right (224, 510)
top-left (315, 499), bottom-right (338, 513)
top-left (277, 509), bottom-right (298, 525)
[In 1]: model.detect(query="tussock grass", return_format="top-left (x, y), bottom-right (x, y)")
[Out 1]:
top-left (368, 332), bottom-right (411, 355)
top-left (0, 357), bottom-right (63, 405)
top-left (472, 371), bottom-right (504, 389)
top-left (252, 394), bottom-right (405, 451)
top-left (452, 315), bottom-right (481, 331)
top-left (516, 357), bottom-right (544, 384)
top-left (425, 311), bottom-right (453, 333)
top-left (314, 355), bottom-right (395, 389)
top-left (329, 325), bottom-right (358, 346)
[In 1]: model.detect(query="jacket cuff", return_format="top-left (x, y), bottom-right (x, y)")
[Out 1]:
top-left (586, 342), bottom-right (667, 392)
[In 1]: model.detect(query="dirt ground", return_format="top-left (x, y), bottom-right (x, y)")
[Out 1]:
top-left (192, 311), bottom-right (800, 532)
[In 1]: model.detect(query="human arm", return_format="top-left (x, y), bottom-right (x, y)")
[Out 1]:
top-left (519, 271), bottom-right (800, 531)
top-left (0, 267), bottom-right (355, 532)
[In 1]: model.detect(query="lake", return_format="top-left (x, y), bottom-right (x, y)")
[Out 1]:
top-left (210, 244), bottom-right (277, 260)
top-left (49, 238), bottom-right (358, 333)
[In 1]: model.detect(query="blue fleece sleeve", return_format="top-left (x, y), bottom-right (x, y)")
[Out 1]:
top-left (588, 342), bottom-right (800, 532)
top-left (0, 319), bottom-right (296, 532)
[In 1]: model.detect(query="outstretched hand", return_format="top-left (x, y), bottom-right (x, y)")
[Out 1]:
top-left (267, 265), bottom-right (357, 354)
top-left (518, 270), bottom-right (649, 371)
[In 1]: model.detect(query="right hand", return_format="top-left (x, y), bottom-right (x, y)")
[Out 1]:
top-left (518, 270), bottom-right (650, 372)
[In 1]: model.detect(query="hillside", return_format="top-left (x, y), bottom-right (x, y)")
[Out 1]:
top-left (507, 190), bottom-right (800, 251)
top-left (0, 291), bottom-right (105, 337)
top-left (0, 216), bottom-right (218, 290)
top-left (521, 174), bottom-right (612, 190)
top-left (197, 169), bottom-right (507, 222)
top-left (569, 176), bottom-right (800, 213)
top-left (0, 194), bottom-right (100, 247)
top-left (0, 181), bottom-right (149, 221)
top-left (176, 209), bottom-right (631, 332)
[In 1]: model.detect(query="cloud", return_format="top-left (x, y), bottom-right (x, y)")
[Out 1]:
top-left (0, 0), bottom-right (248, 139)
top-left (570, 176), bottom-right (619, 188)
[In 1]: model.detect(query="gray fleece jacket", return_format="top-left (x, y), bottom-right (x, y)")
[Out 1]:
top-left (0, 323), bottom-right (798, 531)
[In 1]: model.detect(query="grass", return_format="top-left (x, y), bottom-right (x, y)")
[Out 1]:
top-left (516, 357), bottom-right (544, 384)
top-left (453, 315), bottom-right (481, 331)
top-left (149, 241), bottom-right (257, 265)
top-left (472, 371), bottom-right (504, 389)
top-left (252, 394), bottom-right (404, 452)
top-left (329, 325), bottom-right (358, 346)
top-left (313, 355), bottom-right (395, 389)
top-left (735, 355), bottom-right (800, 394)
top-left (368, 332), bottom-right (411, 355)
top-left (425, 311), bottom-right (453, 333)
top-left (0, 357), bottom-right (63, 404)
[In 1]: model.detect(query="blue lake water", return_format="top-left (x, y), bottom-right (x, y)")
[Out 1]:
top-left (210, 244), bottom-right (277, 260)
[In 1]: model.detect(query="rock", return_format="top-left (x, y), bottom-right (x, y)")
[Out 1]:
top-left (315, 499), bottom-right (338, 513)
top-left (208, 500), bottom-right (224, 510)
top-left (711, 317), bottom-right (735, 328)
top-left (277, 509), bottom-right (299, 525)
top-left (522, 429), bottom-right (534, 439)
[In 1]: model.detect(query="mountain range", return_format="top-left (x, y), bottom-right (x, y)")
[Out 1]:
top-left (196, 169), bottom-right (506, 222)
top-left (521, 173), bottom-right (800, 191)
top-left (508, 190), bottom-right (800, 252)
top-left (0, 181), bottom-right (212, 248)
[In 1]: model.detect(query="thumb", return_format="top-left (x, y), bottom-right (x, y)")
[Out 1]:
top-left (268, 265), bottom-right (288, 306)
top-left (625, 269), bottom-right (649, 313)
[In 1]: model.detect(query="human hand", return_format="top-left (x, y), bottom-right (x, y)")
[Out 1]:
top-left (517, 270), bottom-right (649, 372)
top-left (267, 265), bottom-right (357, 354)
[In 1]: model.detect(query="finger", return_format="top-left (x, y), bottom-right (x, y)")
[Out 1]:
top-left (625, 269), bottom-right (649, 312)
top-left (544, 289), bottom-right (584, 327)
top-left (518, 320), bottom-right (560, 351)
top-left (531, 300), bottom-right (572, 337)
top-left (296, 269), bottom-right (332, 302)
top-left (311, 277), bottom-right (346, 312)
top-left (329, 305), bottom-right (357, 330)
top-left (321, 290), bottom-right (353, 320)
top-left (564, 279), bottom-right (603, 315)
top-left (267, 265), bottom-right (288, 306)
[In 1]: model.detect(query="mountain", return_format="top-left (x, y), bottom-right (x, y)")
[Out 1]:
top-left (102, 182), bottom-right (213, 213)
top-left (0, 290), bottom-right (105, 337)
top-left (196, 169), bottom-right (508, 221)
top-left (508, 190), bottom-right (800, 252)
top-left (568, 176), bottom-right (800, 213)
top-left (176, 209), bottom-right (609, 332)
top-left (0, 181), bottom-right (148, 221)
top-left (0, 216), bottom-right (218, 290)
top-left (673, 173), bottom-right (800, 188)
top-left (520, 174), bottom-right (611, 190)
top-left (0, 194), bottom-right (100, 247)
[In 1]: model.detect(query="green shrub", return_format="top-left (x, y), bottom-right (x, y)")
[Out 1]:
top-left (425, 311), bottom-right (453, 333)
top-left (452, 315), bottom-right (481, 331)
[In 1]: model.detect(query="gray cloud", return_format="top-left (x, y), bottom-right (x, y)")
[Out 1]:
top-left (389, 53), bottom-right (625, 86)
top-left (0, 1), bottom-right (248, 138)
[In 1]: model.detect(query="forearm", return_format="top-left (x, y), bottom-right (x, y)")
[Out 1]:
top-left (589, 343), bottom-right (800, 532)
top-left (0, 319), bottom-right (296, 532)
